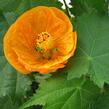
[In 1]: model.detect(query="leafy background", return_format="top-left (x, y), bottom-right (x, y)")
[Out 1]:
top-left (0, 0), bottom-right (109, 109)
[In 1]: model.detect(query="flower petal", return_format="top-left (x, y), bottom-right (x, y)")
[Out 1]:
top-left (4, 24), bottom-right (29, 74)
top-left (18, 32), bottom-right (77, 74)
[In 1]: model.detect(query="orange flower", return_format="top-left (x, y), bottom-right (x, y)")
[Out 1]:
top-left (4, 6), bottom-right (76, 74)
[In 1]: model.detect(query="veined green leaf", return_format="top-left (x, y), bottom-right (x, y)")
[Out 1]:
top-left (67, 13), bottom-right (109, 88)
top-left (19, 74), bottom-right (100, 109)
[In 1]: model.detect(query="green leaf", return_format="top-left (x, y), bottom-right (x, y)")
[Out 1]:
top-left (0, 11), bottom-right (8, 44)
top-left (0, 11), bottom-right (32, 101)
top-left (3, 12), bottom-right (17, 25)
top-left (30, 0), bottom-right (62, 9)
top-left (1, 0), bottom-right (63, 27)
top-left (0, 0), bottom-right (21, 12)
top-left (67, 13), bottom-right (109, 88)
top-left (90, 93), bottom-right (109, 109)
top-left (0, 12), bottom-right (8, 57)
top-left (0, 95), bottom-right (41, 109)
top-left (0, 57), bottom-right (31, 99)
top-left (19, 74), bottom-right (100, 109)
top-left (16, 0), bottom-right (31, 15)
top-left (70, 0), bottom-right (106, 15)
top-left (64, 52), bottom-right (90, 79)
top-left (2, 0), bottom-right (31, 26)
top-left (0, 96), bottom-right (19, 109)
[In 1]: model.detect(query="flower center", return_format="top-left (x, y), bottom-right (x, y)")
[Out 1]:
top-left (35, 32), bottom-right (57, 60)
top-left (37, 32), bottom-right (50, 43)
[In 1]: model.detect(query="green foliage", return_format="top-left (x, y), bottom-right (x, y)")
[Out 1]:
top-left (0, 0), bottom-right (30, 107)
top-left (0, 0), bottom-right (21, 12)
top-left (70, 0), bottom-right (106, 15)
top-left (67, 13), bottom-right (109, 88)
top-left (0, 0), bottom-right (109, 109)
top-left (30, 0), bottom-right (63, 9)
top-left (90, 93), bottom-right (109, 109)
top-left (0, 11), bottom-right (8, 43)
top-left (0, 57), bottom-right (31, 100)
top-left (19, 74), bottom-right (100, 109)
top-left (0, 96), bottom-right (19, 109)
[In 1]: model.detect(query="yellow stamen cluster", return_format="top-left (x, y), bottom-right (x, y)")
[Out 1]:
top-left (35, 32), bottom-right (57, 60)
top-left (37, 32), bottom-right (50, 44)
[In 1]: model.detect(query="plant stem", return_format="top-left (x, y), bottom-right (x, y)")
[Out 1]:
top-left (63, 0), bottom-right (70, 17)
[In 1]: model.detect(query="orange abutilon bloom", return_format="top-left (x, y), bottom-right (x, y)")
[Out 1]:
top-left (4, 6), bottom-right (76, 74)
